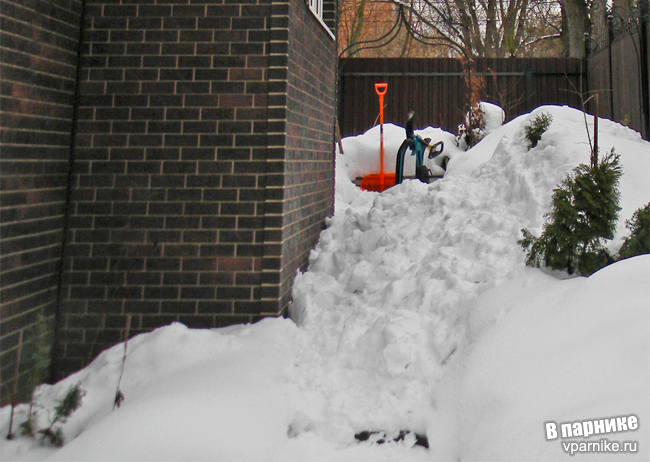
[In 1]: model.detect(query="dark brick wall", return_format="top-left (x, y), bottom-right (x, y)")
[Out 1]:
top-left (1, 0), bottom-right (337, 388)
top-left (55, 0), bottom-right (281, 379)
top-left (278, 0), bottom-right (336, 308)
top-left (54, 0), bottom-right (337, 380)
top-left (0, 0), bottom-right (83, 404)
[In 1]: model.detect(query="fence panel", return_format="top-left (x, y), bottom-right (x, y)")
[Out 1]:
top-left (588, 8), bottom-right (649, 139)
top-left (338, 58), bottom-right (587, 137)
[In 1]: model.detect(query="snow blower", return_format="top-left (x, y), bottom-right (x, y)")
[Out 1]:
top-left (395, 111), bottom-right (445, 185)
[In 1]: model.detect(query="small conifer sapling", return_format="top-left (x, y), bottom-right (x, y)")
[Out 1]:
top-left (39, 383), bottom-right (85, 447)
top-left (114, 314), bottom-right (132, 410)
top-left (19, 312), bottom-right (52, 437)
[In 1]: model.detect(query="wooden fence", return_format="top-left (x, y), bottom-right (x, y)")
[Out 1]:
top-left (338, 58), bottom-right (588, 137)
top-left (586, 12), bottom-right (650, 140)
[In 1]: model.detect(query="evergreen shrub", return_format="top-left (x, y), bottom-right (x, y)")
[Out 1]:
top-left (519, 148), bottom-right (622, 276)
top-left (619, 203), bottom-right (650, 258)
top-left (525, 112), bottom-right (553, 148)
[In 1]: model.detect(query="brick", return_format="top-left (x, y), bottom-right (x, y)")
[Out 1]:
top-left (219, 94), bottom-right (253, 108)
top-left (197, 17), bottom-right (231, 30)
top-left (172, 5), bottom-right (206, 17)
top-left (126, 43), bottom-right (161, 55)
top-left (218, 121), bottom-right (251, 134)
top-left (181, 258), bottom-right (217, 271)
top-left (166, 108), bottom-right (201, 120)
top-left (150, 175), bottom-right (184, 188)
top-left (163, 17), bottom-right (197, 29)
top-left (141, 82), bottom-right (176, 94)
top-left (198, 272), bottom-right (233, 285)
top-left (206, 5), bottom-right (240, 17)
top-left (176, 148), bottom-right (212, 161)
top-left (177, 315), bottom-right (217, 329)
top-left (128, 17), bottom-right (162, 29)
top-left (182, 231), bottom-right (217, 243)
top-left (180, 287), bottom-right (214, 299)
top-left (162, 272), bottom-right (198, 285)
top-left (232, 17), bottom-right (265, 30)
top-left (96, 108), bottom-right (130, 120)
top-left (165, 188), bottom-right (200, 201)
top-left (196, 43), bottom-right (229, 55)
top-left (146, 148), bottom-right (180, 161)
top-left (183, 202), bottom-right (219, 215)
top-left (104, 5), bottom-right (137, 17)
top-left (144, 30), bottom-right (178, 42)
top-left (211, 81), bottom-right (245, 93)
top-left (141, 315), bottom-right (178, 329)
top-left (131, 108), bottom-right (165, 120)
top-left (143, 286), bottom-right (179, 300)
top-left (128, 135), bottom-right (163, 147)
top-left (124, 301), bottom-right (160, 314)
top-left (69, 286), bottom-right (106, 299)
top-left (128, 216), bottom-right (164, 228)
top-left (148, 121), bottom-right (182, 134)
top-left (112, 122), bottom-right (146, 133)
top-left (179, 30), bottom-right (213, 42)
top-left (163, 245), bottom-right (198, 257)
top-left (110, 30), bottom-right (145, 42)
top-left (201, 216), bottom-right (237, 229)
top-left (150, 95), bottom-right (183, 107)
top-left (114, 95), bottom-right (148, 107)
top-left (138, 5), bottom-right (172, 17)
top-left (196, 161), bottom-right (232, 175)
top-left (201, 188), bottom-right (237, 201)
top-left (217, 286), bottom-right (252, 300)
top-left (145, 258), bottom-right (181, 271)
top-left (161, 301), bottom-right (196, 314)
top-left (149, 203), bottom-right (183, 215)
top-left (200, 108), bottom-right (234, 120)
top-left (127, 272), bottom-right (162, 285)
top-left (143, 56), bottom-right (177, 68)
top-left (183, 121), bottom-right (216, 133)
top-left (107, 286), bottom-right (142, 300)
top-left (91, 42), bottom-right (126, 55)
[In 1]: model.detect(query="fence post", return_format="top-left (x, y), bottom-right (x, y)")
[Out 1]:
top-left (525, 69), bottom-right (533, 111)
top-left (607, 13), bottom-right (615, 120)
top-left (640, 0), bottom-right (650, 138)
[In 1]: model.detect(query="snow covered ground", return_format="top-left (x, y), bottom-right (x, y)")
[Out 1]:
top-left (2, 105), bottom-right (648, 461)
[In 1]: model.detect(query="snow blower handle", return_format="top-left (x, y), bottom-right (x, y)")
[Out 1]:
top-left (428, 141), bottom-right (444, 159)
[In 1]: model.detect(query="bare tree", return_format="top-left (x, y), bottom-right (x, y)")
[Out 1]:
top-left (590, 0), bottom-right (609, 41)
top-left (338, 0), bottom-right (564, 58)
top-left (560, 0), bottom-right (591, 57)
top-left (339, 0), bottom-right (447, 57)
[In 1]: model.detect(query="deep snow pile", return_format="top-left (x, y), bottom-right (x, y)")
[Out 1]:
top-left (290, 105), bottom-right (649, 447)
top-left (1, 105), bottom-right (648, 461)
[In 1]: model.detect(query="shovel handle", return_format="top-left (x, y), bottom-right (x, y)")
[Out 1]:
top-left (374, 83), bottom-right (388, 96)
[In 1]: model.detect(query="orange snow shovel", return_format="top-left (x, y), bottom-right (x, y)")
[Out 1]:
top-left (360, 83), bottom-right (395, 192)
